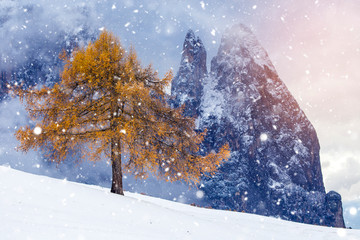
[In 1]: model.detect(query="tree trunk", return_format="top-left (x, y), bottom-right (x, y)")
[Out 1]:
top-left (110, 137), bottom-right (124, 195)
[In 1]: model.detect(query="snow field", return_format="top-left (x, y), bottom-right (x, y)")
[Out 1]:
top-left (0, 166), bottom-right (359, 240)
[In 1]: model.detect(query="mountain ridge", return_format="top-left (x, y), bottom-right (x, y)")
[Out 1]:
top-left (171, 23), bottom-right (345, 227)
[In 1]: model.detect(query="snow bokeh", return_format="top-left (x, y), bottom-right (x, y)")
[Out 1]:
top-left (350, 207), bottom-right (357, 216)
top-left (33, 126), bottom-right (42, 135)
top-left (260, 133), bottom-right (268, 142)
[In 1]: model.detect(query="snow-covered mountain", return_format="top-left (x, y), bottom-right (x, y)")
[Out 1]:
top-left (0, 1), bottom-right (96, 100)
top-left (171, 24), bottom-right (345, 227)
top-left (1, 165), bottom-right (358, 240)
top-left (171, 30), bottom-right (207, 117)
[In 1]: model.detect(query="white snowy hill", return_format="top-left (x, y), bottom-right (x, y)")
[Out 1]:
top-left (0, 166), bottom-right (359, 240)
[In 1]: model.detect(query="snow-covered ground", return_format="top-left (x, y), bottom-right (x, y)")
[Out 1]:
top-left (0, 166), bottom-right (359, 240)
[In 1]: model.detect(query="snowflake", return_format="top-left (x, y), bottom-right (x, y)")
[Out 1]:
top-left (33, 126), bottom-right (42, 135)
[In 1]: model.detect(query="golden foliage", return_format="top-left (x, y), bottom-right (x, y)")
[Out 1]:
top-left (15, 30), bottom-right (230, 185)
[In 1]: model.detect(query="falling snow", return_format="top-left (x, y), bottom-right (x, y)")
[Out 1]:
top-left (33, 127), bottom-right (42, 135)
top-left (350, 207), bottom-right (358, 216)
top-left (196, 190), bottom-right (204, 199)
top-left (200, 1), bottom-right (206, 10)
top-left (260, 133), bottom-right (268, 142)
top-left (0, 0), bottom-right (359, 231)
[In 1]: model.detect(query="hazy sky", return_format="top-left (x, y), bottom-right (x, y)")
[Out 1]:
top-left (1, 0), bottom-right (359, 201)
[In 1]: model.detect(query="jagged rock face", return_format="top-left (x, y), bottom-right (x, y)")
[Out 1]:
top-left (172, 24), bottom-right (345, 227)
top-left (324, 191), bottom-right (346, 228)
top-left (171, 30), bottom-right (207, 117)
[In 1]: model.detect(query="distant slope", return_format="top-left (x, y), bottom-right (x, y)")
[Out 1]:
top-left (0, 166), bottom-right (358, 240)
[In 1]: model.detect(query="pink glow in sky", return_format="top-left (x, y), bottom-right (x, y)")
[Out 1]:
top-left (255, 1), bottom-right (360, 200)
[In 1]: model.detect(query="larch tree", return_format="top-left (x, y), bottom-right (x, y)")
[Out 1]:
top-left (15, 30), bottom-right (230, 195)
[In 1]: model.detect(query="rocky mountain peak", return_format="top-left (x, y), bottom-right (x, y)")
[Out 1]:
top-left (171, 24), bottom-right (345, 228)
top-left (171, 29), bottom-right (207, 117)
top-left (179, 29), bottom-right (207, 70)
top-left (182, 30), bottom-right (199, 61)
top-left (223, 24), bottom-right (268, 54)
top-left (211, 24), bottom-right (275, 74)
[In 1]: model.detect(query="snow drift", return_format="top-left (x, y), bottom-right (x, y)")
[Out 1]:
top-left (0, 166), bottom-right (358, 240)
